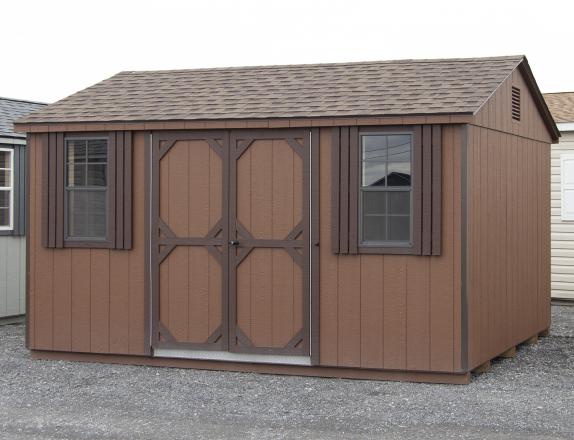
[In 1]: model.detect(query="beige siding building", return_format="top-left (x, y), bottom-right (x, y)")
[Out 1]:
top-left (544, 92), bottom-right (574, 300)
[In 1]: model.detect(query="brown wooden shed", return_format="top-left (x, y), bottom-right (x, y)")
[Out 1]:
top-left (15, 55), bottom-right (559, 384)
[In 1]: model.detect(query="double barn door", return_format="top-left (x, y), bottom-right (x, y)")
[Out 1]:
top-left (151, 129), bottom-right (311, 358)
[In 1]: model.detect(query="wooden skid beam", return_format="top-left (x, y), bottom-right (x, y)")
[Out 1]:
top-left (498, 347), bottom-right (516, 358)
top-left (472, 360), bottom-right (491, 374)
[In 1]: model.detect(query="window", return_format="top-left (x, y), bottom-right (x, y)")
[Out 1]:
top-left (65, 138), bottom-right (108, 240)
top-left (0, 148), bottom-right (13, 231)
top-left (360, 133), bottom-right (412, 245)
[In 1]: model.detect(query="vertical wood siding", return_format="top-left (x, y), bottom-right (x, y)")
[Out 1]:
top-left (474, 68), bottom-right (553, 144)
top-left (550, 131), bottom-right (574, 299)
top-left (0, 236), bottom-right (26, 318)
top-left (28, 132), bottom-right (146, 354)
top-left (318, 126), bottom-right (463, 373)
top-left (466, 125), bottom-right (550, 369)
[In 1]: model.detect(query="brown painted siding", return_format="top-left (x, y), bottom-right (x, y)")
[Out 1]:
top-left (318, 125), bottom-right (463, 373)
top-left (28, 132), bottom-right (147, 355)
top-left (474, 68), bottom-right (553, 144)
top-left (466, 125), bottom-right (550, 369)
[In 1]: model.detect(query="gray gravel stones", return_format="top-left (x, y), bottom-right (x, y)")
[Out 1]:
top-left (0, 305), bottom-right (572, 440)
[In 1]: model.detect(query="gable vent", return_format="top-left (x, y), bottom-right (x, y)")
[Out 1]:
top-left (511, 86), bottom-right (521, 121)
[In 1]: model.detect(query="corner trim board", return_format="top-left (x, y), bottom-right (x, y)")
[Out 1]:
top-left (460, 124), bottom-right (469, 371)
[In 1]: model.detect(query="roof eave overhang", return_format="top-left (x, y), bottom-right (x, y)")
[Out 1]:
top-left (13, 112), bottom-right (476, 133)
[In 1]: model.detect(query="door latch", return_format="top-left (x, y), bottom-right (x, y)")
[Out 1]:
top-left (229, 240), bottom-right (240, 246)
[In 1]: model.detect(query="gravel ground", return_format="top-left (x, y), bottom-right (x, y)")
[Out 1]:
top-left (0, 306), bottom-right (573, 440)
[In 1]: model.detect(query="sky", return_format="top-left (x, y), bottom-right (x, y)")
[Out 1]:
top-left (1, 0), bottom-right (572, 104)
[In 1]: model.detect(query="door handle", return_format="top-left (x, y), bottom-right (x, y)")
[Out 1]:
top-left (229, 240), bottom-right (240, 246)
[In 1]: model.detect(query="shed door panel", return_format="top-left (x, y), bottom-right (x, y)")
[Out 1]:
top-left (229, 131), bottom-right (310, 356)
top-left (153, 133), bottom-right (228, 351)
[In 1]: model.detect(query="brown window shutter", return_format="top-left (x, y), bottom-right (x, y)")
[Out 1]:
top-left (331, 127), bottom-right (341, 253)
top-left (422, 125), bottom-right (433, 255)
top-left (348, 126), bottom-right (359, 255)
top-left (42, 131), bottom-right (133, 250)
top-left (42, 133), bottom-right (64, 248)
top-left (430, 125), bottom-right (442, 256)
top-left (331, 126), bottom-right (356, 254)
top-left (113, 131), bottom-right (133, 250)
top-left (419, 125), bottom-right (442, 256)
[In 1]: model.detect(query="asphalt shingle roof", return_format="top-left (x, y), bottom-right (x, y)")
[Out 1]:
top-left (543, 92), bottom-right (574, 124)
top-left (0, 97), bottom-right (46, 138)
top-left (18, 56), bottom-right (525, 124)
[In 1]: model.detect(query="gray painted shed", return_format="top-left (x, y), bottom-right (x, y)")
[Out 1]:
top-left (0, 97), bottom-right (45, 319)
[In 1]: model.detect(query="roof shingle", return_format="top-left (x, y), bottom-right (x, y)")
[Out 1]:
top-left (18, 56), bottom-right (525, 124)
top-left (543, 92), bottom-right (574, 123)
top-left (0, 97), bottom-right (46, 138)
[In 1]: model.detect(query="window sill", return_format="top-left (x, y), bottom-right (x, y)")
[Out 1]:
top-left (357, 244), bottom-right (422, 255)
top-left (64, 239), bottom-right (114, 249)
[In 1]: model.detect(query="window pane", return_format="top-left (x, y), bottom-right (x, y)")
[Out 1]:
top-left (88, 139), bottom-right (107, 163)
top-left (362, 135), bottom-right (387, 161)
top-left (0, 151), bottom-right (11, 169)
top-left (67, 190), bottom-right (107, 238)
top-left (362, 161), bottom-right (387, 186)
top-left (67, 140), bottom-right (86, 163)
top-left (387, 135), bottom-right (411, 162)
top-left (0, 207), bottom-right (9, 227)
top-left (0, 190), bottom-right (9, 208)
top-left (363, 215), bottom-right (386, 242)
top-left (388, 215), bottom-right (410, 242)
top-left (363, 191), bottom-right (386, 215)
top-left (387, 162), bottom-right (411, 186)
top-left (87, 164), bottom-right (107, 186)
top-left (388, 192), bottom-right (410, 215)
top-left (0, 169), bottom-right (11, 187)
top-left (67, 164), bottom-right (86, 187)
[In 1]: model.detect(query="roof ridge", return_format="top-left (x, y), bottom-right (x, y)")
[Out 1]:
top-left (0, 96), bottom-right (47, 105)
top-left (118, 55), bottom-right (525, 75)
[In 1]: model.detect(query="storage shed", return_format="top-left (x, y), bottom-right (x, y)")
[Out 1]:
top-left (542, 92), bottom-right (574, 301)
top-left (0, 97), bottom-right (45, 321)
top-left (15, 55), bottom-right (558, 384)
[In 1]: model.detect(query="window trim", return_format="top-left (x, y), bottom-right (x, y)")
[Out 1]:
top-left (63, 135), bottom-right (114, 247)
top-left (0, 147), bottom-right (14, 231)
top-left (358, 131), bottom-right (414, 248)
top-left (356, 127), bottom-right (422, 255)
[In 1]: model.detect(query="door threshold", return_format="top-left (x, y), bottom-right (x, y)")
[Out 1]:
top-left (153, 348), bottom-right (312, 366)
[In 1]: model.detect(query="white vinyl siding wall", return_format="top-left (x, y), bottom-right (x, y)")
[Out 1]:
top-left (551, 130), bottom-right (574, 299)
